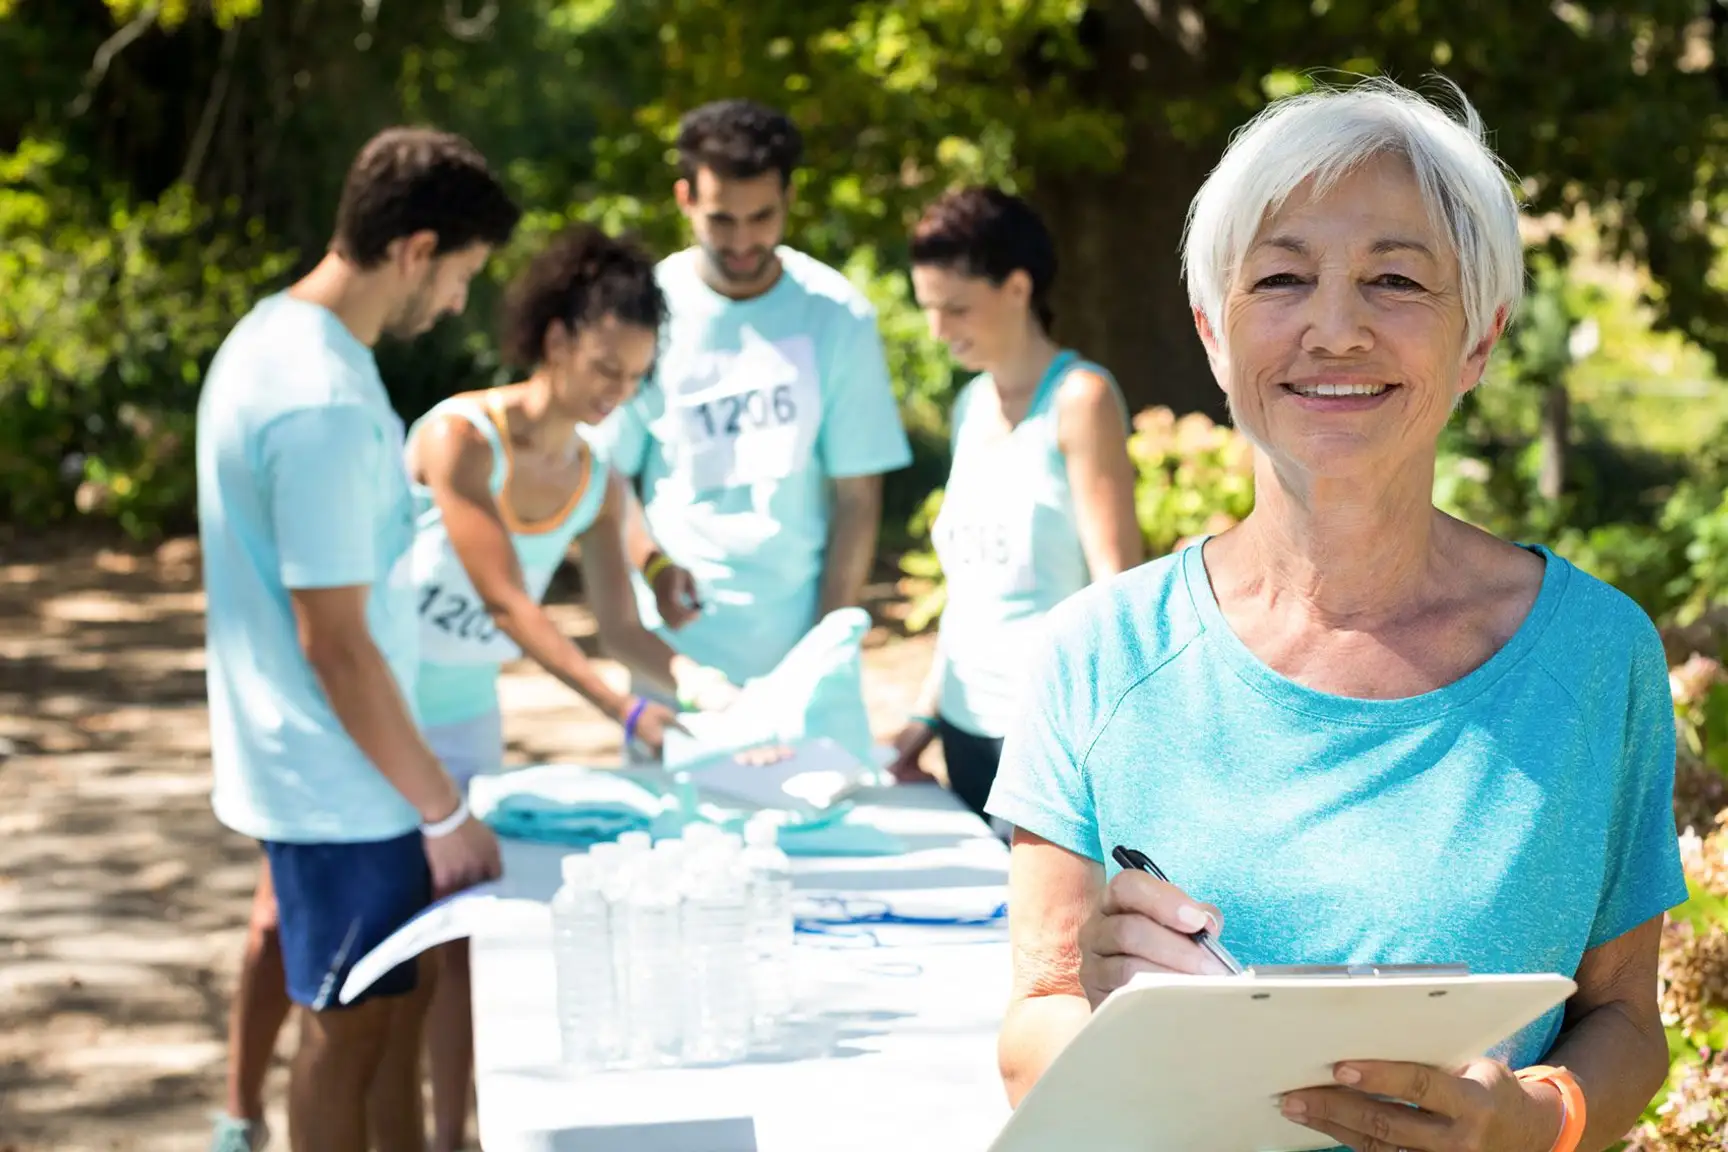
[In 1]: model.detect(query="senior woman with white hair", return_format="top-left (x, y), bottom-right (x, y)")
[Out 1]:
top-left (986, 77), bottom-right (1686, 1152)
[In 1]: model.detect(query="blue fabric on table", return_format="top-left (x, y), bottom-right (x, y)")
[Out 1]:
top-left (471, 765), bottom-right (665, 847)
top-left (471, 763), bottom-right (907, 855)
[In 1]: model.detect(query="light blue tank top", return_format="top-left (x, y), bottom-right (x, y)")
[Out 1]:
top-left (407, 392), bottom-right (608, 726)
top-left (932, 351), bottom-right (1127, 738)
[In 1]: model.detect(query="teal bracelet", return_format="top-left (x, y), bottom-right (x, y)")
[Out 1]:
top-left (910, 713), bottom-right (939, 730)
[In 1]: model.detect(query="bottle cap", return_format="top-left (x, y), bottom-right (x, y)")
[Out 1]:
top-left (560, 854), bottom-right (594, 886)
top-left (745, 817), bottom-right (781, 846)
top-left (617, 830), bottom-right (652, 853)
top-left (683, 822), bottom-right (721, 846)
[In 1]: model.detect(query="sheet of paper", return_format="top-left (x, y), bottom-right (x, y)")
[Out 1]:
top-left (338, 883), bottom-right (549, 1005)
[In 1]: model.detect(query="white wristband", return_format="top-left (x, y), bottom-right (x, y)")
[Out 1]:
top-left (420, 796), bottom-right (470, 840)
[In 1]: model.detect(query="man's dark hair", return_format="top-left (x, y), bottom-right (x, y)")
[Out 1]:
top-left (499, 224), bottom-right (667, 369)
top-left (910, 186), bottom-right (1059, 331)
top-left (675, 99), bottom-right (803, 188)
top-left (332, 126), bottom-right (521, 269)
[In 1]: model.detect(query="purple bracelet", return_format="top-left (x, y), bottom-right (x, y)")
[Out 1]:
top-left (622, 696), bottom-right (648, 744)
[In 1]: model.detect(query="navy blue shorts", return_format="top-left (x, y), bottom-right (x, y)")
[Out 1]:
top-left (263, 830), bottom-right (432, 1011)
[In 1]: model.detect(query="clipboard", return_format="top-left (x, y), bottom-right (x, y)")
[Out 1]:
top-left (987, 968), bottom-right (1576, 1152)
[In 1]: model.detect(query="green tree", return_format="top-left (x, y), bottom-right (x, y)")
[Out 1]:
top-left (550, 0), bottom-right (1727, 419)
top-left (4, 0), bottom-right (1725, 534)
top-left (0, 0), bottom-right (619, 532)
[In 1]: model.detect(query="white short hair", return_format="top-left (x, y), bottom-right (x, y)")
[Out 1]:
top-left (1181, 76), bottom-right (1524, 350)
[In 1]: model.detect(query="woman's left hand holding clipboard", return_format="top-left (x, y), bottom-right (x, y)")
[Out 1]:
top-left (1278, 1058), bottom-right (1561, 1152)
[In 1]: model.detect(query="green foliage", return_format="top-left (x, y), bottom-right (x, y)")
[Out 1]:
top-left (841, 247), bottom-right (962, 537)
top-left (0, 138), bottom-right (290, 536)
top-left (97, 0), bottom-right (262, 27)
top-left (5, 0), bottom-right (1728, 535)
top-left (1433, 410), bottom-right (1698, 622)
top-left (897, 487), bottom-right (948, 634)
top-left (1661, 473), bottom-right (1728, 629)
top-left (1431, 224), bottom-right (1728, 628)
top-left (1127, 408), bottom-right (1255, 558)
top-left (1676, 672), bottom-right (1728, 781)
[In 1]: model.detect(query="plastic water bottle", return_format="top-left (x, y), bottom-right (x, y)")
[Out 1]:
top-left (587, 842), bottom-right (623, 890)
top-left (683, 821), bottom-right (722, 850)
top-left (586, 842), bottom-right (628, 1065)
top-left (743, 813), bottom-right (795, 1045)
top-left (551, 854), bottom-right (618, 1069)
top-left (602, 837), bottom-right (647, 1066)
top-left (679, 835), bottom-right (751, 1065)
top-left (624, 849), bottom-right (684, 1067)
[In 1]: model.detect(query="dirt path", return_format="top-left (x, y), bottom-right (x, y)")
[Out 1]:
top-left (0, 539), bottom-right (937, 1151)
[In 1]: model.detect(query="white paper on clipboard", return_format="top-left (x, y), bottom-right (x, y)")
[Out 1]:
top-left (337, 884), bottom-right (549, 1006)
top-left (988, 970), bottom-right (1576, 1152)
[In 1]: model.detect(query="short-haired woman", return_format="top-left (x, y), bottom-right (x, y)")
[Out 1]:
top-left (885, 187), bottom-right (1143, 823)
top-left (988, 79), bottom-right (1686, 1152)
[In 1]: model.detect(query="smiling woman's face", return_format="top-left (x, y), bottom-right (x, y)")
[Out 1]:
top-left (1205, 150), bottom-right (1498, 483)
top-left (545, 313), bottom-right (658, 427)
top-left (910, 263), bottom-right (1031, 374)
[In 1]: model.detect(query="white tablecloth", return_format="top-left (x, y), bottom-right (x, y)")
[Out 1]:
top-left (470, 782), bottom-right (1016, 1152)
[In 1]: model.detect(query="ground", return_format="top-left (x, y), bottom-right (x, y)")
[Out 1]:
top-left (0, 536), bottom-right (939, 1151)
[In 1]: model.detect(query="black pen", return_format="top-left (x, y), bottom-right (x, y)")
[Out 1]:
top-left (1111, 845), bottom-right (1245, 976)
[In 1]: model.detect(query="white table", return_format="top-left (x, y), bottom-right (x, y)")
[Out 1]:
top-left (470, 782), bottom-right (1016, 1152)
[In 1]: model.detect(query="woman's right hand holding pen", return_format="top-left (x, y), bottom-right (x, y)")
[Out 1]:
top-left (1077, 867), bottom-right (1234, 1009)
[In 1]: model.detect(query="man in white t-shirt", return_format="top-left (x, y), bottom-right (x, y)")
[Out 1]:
top-left (591, 99), bottom-right (913, 688)
top-left (200, 127), bottom-right (518, 1152)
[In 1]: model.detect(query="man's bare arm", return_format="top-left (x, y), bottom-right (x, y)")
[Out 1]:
top-left (291, 585), bottom-right (460, 823)
top-left (817, 473), bottom-right (884, 617)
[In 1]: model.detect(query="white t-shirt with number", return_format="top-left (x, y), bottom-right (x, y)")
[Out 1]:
top-left (590, 247), bottom-right (912, 684)
top-left (933, 354), bottom-right (1125, 739)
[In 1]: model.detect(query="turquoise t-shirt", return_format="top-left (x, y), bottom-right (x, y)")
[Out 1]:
top-left (934, 351), bottom-right (1126, 738)
top-left (196, 292), bottom-right (422, 844)
top-left (988, 542), bottom-right (1688, 1069)
top-left (406, 393), bottom-right (608, 726)
top-left (589, 246), bottom-right (912, 684)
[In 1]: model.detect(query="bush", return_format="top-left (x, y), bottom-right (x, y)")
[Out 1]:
top-left (0, 139), bottom-right (292, 538)
top-left (1432, 413), bottom-right (1728, 627)
top-left (842, 248), bottom-right (964, 549)
top-left (1627, 1045), bottom-right (1728, 1152)
top-left (1128, 407), bottom-right (1255, 556)
top-left (1661, 472), bottom-right (1728, 628)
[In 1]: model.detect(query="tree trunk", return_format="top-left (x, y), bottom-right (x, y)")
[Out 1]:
top-left (1033, 136), bottom-right (1223, 421)
top-left (1028, 0), bottom-right (1233, 422)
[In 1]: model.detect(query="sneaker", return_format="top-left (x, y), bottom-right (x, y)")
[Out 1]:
top-left (208, 1114), bottom-right (269, 1152)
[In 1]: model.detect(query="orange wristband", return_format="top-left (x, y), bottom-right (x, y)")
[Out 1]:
top-left (1515, 1065), bottom-right (1586, 1152)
